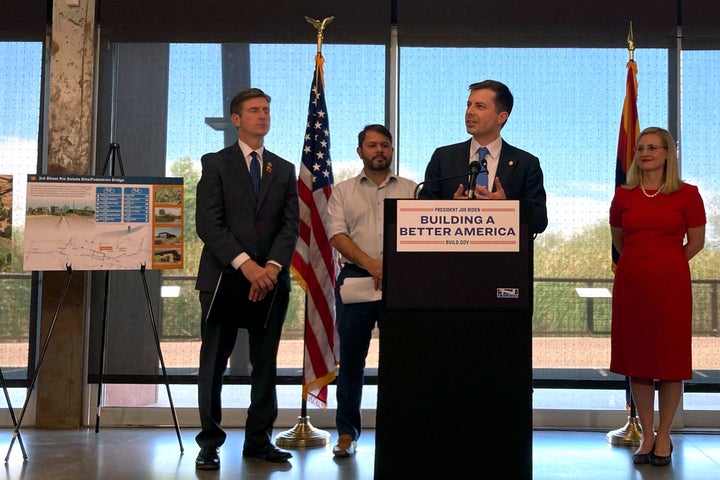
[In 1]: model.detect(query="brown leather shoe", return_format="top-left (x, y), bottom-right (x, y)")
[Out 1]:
top-left (332, 434), bottom-right (357, 458)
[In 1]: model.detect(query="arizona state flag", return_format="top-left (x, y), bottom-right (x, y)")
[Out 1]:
top-left (612, 59), bottom-right (640, 270)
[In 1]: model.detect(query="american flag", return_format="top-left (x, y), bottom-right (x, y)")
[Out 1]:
top-left (290, 53), bottom-right (339, 408)
top-left (612, 59), bottom-right (639, 270)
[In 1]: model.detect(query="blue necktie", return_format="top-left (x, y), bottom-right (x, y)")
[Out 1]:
top-left (475, 147), bottom-right (489, 189)
top-left (249, 151), bottom-right (261, 195)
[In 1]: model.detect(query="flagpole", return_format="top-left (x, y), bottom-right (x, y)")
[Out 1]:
top-left (606, 20), bottom-right (642, 448)
top-left (275, 15), bottom-right (335, 449)
top-left (275, 305), bottom-right (331, 448)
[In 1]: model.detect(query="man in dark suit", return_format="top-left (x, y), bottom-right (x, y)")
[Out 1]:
top-left (194, 88), bottom-right (299, 469)
top-left (418, 79), bottom-right (548, 235)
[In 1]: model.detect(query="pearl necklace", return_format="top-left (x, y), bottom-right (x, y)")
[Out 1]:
top-left (640, 183), bottom-right (665, 198)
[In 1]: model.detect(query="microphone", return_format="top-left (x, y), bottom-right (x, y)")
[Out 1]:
top-left (474, 159), bottom-right (489, 195)
top-left (413, 160), bottom-right (481, 198)
top-left (467, 161), bottom-right (482, 199)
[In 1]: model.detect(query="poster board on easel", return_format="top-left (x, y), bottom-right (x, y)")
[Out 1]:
top-left (23, 174), bottom-right (184, 271)
top-left (12, 172), bottom-right (187, 457)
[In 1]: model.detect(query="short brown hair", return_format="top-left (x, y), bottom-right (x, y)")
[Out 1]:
top-left (358, 124), bottom-right (392, 148)
top-left (230, 88), bottom-right (271, 116)
top-left (469, 80), bottom-right (513, 115)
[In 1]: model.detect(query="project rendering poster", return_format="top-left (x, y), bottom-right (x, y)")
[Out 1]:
top-left (23, 174), bottom-right (184, 271)
top-left (0, 175), bottom-right (12, 272)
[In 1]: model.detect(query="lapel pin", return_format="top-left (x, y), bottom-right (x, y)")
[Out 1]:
top-left (265, 162), bottom-right (273, 174)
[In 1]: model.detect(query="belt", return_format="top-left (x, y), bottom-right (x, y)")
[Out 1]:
top-left (342, 263), bottom-right (370, 275)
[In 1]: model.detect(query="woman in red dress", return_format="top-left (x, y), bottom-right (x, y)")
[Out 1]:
top-left (610, 127), bottom-right (706, 467)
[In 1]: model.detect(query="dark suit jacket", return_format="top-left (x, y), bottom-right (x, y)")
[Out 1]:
top-left (418, 139), bottom-right (548, 234)
top-left (195, 142), bottom-right (300, 298)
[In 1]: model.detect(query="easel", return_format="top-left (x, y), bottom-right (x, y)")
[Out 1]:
top-left (95, 144), bottom-right (183, 451)
top-left (4, 265), bottom-right (73, 462)
top-left (0, 364), bottom-right (27, 461)
top-left (4, 144), bottom-right (184, 461)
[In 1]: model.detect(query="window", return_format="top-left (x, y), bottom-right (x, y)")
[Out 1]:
top-left (94, 42), bottom-right (387, 410)
top-left (7, 0), bottom-right (720, 431)
top-left (0, 41), bottom-right (43, 397)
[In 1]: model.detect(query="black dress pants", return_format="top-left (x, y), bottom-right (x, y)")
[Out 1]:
top-left (195, 287), bottom-right (289, 450)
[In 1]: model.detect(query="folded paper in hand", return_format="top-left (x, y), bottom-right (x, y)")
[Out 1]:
top-left (339, 276), bottom-right (382, 304)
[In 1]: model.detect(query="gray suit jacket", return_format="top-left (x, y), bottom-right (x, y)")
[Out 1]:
top-left (418, 139), bottom-right (548, 234)
top-left (195, 142), bottom-right (299, 294)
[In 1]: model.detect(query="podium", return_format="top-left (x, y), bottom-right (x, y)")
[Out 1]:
top-left (374, 199), bottom-right (534, 479)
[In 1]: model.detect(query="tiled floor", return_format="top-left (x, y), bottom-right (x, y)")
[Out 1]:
top-left (1, 427), bottom-right (719, 479)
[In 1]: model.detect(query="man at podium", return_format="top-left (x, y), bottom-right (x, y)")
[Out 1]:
top-left (418, 79), bottom-right (548, 235)
top-left (326, 124), bottom-right (417, 458)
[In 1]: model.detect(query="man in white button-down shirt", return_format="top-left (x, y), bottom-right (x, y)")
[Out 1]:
top-left (326, 124), bottom-right (417, 458)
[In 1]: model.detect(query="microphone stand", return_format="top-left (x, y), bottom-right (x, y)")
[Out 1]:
top-left (414, 164), bottom-right (480, 199)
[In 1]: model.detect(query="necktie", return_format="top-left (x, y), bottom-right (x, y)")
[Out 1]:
top-left (475, 147), bottom-right (489, 189)
top-left (249, 151), bottom-right (261, 194)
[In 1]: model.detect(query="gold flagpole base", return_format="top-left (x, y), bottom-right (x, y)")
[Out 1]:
top-left (606, 415), bottom-right (642, 447)
top-left (275, 416), bottom-right (330, 448)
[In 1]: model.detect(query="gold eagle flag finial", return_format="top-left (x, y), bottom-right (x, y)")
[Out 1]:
top-left (305, 16), bottom-right (334, 55)
top-left (627, 21), bottom-right (635, 62)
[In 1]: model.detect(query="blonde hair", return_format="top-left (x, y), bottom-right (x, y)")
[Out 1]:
top-left (624, 126), bottom-right (683, 194)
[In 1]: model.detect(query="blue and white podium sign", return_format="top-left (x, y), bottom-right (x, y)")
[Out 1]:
top-left (395, 199), bottom-right (520, 252)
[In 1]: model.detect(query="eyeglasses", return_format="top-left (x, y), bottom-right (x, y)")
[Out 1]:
top-left (635, 145), bottom-right (667, 153)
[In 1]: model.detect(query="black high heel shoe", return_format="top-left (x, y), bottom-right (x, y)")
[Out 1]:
top-left (650, 441), bottom-right (673, 467)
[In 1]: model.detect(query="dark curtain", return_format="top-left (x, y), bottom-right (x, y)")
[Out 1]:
top-left (0, 0), bottom-right (48, 40)
top-left (97, 0), bottom-right (390, 44)
top-left (396, 0), bottom-right (720, 49)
